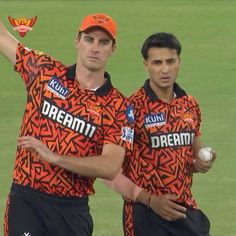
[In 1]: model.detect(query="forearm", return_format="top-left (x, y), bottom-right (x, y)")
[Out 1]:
top-left (101, 171), bottom-right (142, 200)
top-left (17, 136), bottom-right (125, 180)
top-left (192, 159), bottom-right (200, 173)
top-left (0, 22), bottom-right (18, 64)
top-left (192, 135), bottom-right (203, 173)
top-left (136, 189), bottom-right (152, 206)
top-left (192, 135), bottom-right (202, 158)
top-left (54, 155), bottom-right (123, 180)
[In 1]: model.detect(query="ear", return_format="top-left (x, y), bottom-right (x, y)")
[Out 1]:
top-left (143, 59), bottom-right (148, 71)
top-left (111, 44), bottom-right (116, 55)
top-left (112, 44), bottom-right (116, 52)
top-left (177, 56), bottom-right (181, 69)
top-left (75, 36), bottom-right (80, 50)
top-left (178, 56), bottom-right (181, 63)
top-left (108, 44), bottom-right (116, 57)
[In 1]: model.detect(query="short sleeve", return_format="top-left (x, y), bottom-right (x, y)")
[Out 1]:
top-left (14, 43), bottom-right (43, 90)
top-left (103, 97), bottom-right (134, 151)
top-left (190, 96), bottom-right (201, 136)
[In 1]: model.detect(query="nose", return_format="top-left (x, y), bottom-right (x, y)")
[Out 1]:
top-left (161, 63), bottom-right (170, 74)
top-left (91, 40), bottom-right (99, 52)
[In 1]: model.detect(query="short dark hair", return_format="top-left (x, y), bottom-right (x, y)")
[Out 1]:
top-left (141, 32), bottom-right (182, 60)
top-left (77, 30), bottom-right (116, 47)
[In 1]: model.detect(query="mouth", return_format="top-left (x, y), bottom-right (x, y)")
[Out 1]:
top-left (88, 56), bottom-right (100, 61)
top-left (160, 76), bottom-right (170, 81)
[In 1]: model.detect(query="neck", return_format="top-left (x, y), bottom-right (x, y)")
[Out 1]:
top-left (150, 82), bottom-right (174, 104)
top-left (75, 63), bottom-right (106, 91)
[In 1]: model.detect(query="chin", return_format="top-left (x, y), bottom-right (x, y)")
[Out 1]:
top-left (86, 63), bottom-right (103, 71)
top-left (160, 83), bottom-right (173, 89)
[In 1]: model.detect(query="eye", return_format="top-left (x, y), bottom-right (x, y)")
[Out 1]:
top-left (84, 37), bottom-right (93, 43)
top-left (100, 40), bottom-right (110, 46)
top-left (167, 58), bottom-right (176, 64)
top-left (152, 60), bottom-right (162, 65)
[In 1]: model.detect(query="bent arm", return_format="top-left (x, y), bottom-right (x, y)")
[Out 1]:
top-left (56, 143), bottom-right (125, 180)
top-left (192, 135), bottom-right (216, 173)
top-left (17, 136), bottom-right (125, 180)
top-left (101, 170), bottom-right (142, 200)
top-left (101, 171), bottom-right (187, 221)
top-left (0, 21), bottom-right (19, 65)
top-left (192, 135), bottom-right (202, 158)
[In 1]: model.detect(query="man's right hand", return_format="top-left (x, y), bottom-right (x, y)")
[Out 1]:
top-left (149, 194), bottom-right (187, 221)
top-left (136, 190), bottom-right (187, 221)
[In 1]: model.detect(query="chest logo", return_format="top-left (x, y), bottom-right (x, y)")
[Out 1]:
top-left (125, 105), bottom-right (134, 124)
top-left (182, 112), bottom-right (194, 122)
top-left (87, 104), bottom-right (102, 117)
top-left (145, 112), bottom-right (166, 128)
top-left (47, 77), bottom-right (69, 100)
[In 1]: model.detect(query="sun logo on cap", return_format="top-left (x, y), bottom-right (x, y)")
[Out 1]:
top-left (93, 15), bottom-right (109, 24)
top-left (8, 16), bottom-right (37, 37)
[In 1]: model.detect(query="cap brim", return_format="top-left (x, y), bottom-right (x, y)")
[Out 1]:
top-left (80, 25), bottom-right (115, 40)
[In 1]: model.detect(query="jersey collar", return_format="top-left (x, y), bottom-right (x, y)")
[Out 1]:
top-left (143, 79), bottom-right (187, 101)
top-left (66, 64), bottom-right (113, 96)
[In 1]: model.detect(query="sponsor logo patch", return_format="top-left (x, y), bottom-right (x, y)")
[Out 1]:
top-left (125, 105), bottom-right (134, 124)
top-left (150, 132), bottom-right (194, 148)
top-left (41, 99), bottom-right (97, 137)
top-left (121, 127), bottom-right (134, 143)
top-left (47, 77), bottom-right (69, 100)
top-left (145, 112), bottom-right (166, 127)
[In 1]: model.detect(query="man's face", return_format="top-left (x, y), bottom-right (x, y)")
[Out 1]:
top-left (76, 28), bottom-right (115, 72)
top-left (144, 47), bottom-right (180, 91)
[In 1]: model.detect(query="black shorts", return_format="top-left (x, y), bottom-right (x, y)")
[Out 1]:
top-left (123, 202), bottom-right (210, 236)
top-left (4, 184), bottom-right (93, 236)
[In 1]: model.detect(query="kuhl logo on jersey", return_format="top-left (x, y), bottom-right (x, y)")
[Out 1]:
top-left (145, 112), bottom-right (166, 127)
top-left (47, 77), bottom-right (69, 100)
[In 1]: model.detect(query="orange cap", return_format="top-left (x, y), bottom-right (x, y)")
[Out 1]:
top-left (79, 13), bottom-right (116, 41)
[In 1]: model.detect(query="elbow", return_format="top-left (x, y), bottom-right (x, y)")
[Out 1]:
top-left (103, 175), bottom-right (115, 181)
top-left (106, 173), bottom-right (117, 181)
top-left (102, 167), bottom-right (120, 181)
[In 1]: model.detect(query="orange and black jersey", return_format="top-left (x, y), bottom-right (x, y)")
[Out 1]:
top-left (13, 43), bottom-right (134, 197)
top-left (123, 79), bottom-right (201, 209)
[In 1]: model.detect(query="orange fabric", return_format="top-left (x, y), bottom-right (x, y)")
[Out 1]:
top-left (123, 81), bottom-right (201, 234)
top-left (3, 195), bottom-right (10, 236)
top-left (79, 13), bottom-right (116, 40)
top-left (123, 201), bottom-right (135, 236)
top-left (12, 43), bottom-right (133, 197)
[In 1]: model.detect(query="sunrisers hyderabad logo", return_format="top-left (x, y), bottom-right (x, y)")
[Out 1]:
top-left (8, 16), bottom-right (37, 37)
top-left (93, 15), bottom-right (109, 24)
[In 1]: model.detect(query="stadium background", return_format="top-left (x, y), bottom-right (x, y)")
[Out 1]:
top-left (0, 0), bottom-right (235, 235)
